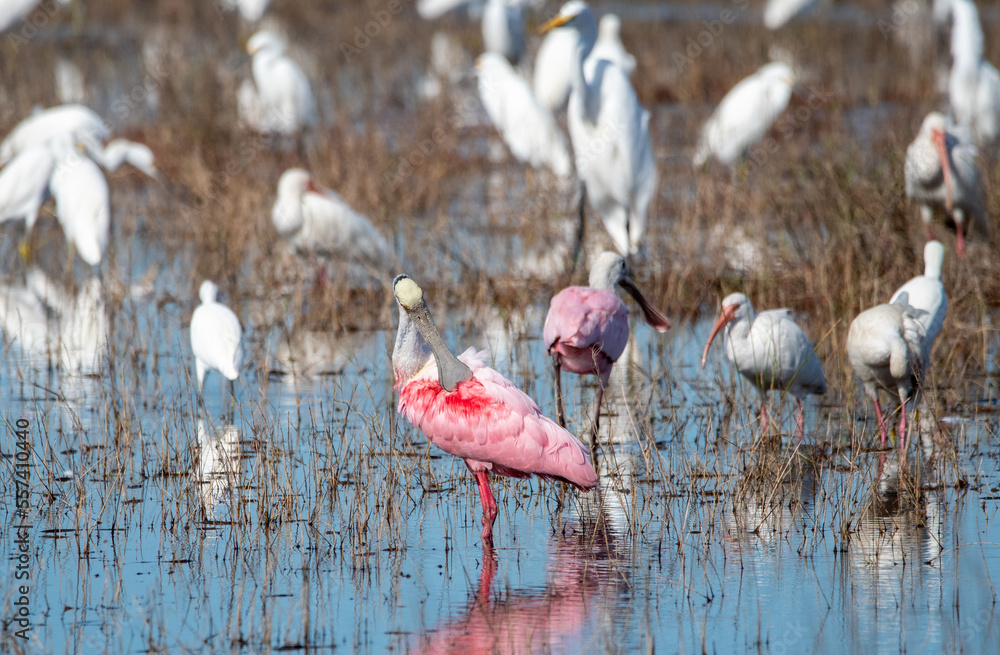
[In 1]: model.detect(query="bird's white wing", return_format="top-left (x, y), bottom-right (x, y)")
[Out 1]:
top-left (191, 303), bottom-right (243, 380)
top-left (0, 147), bottom-right (56, 226)
top-left (696, 70), bottom-right (792, 166)
top-left (51, 156), bottom-right (110, 266)
top-left (0, 105), bottom-right (108, 165)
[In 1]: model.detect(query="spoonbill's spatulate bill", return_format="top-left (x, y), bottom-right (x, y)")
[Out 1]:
top-left (392, 274), bottom-right (598, 545)
top-left (543, 252), bottom-right (670, 441)
top-left (701, 292), bottom-right (826, 440)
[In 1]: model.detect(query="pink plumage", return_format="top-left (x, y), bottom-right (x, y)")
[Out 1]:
top-left (544, 287), bottom-right (629, 384)
top-left (398, 348), bottom-right (598, 490)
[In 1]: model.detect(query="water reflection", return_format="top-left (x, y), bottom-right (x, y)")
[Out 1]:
top-left (415, 501), bottom-right (628, 653)
top-left (196, 420), bottom-right (244, 518)
top-left (0, 269), bottom-right (107, 375)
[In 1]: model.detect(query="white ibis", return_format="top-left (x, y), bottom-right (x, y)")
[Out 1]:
top-left (889, 240), bottom-right (947, 367)
top-left (847, 303), bottom-right (924, 449)
top-left (701, 292), bottom-right (826, 440)
top-left (905, 112), bottom-right (987, 257)
top-left (948, 0), bottom-right (1000, 145)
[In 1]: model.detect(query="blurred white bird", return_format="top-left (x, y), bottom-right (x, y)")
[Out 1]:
top-left (98, 139), bottom-right (161, 179)
top-left (50, 145), bottom-right (111, 267)
top-left (904, 112), bottom-right (987, 257)
top-left (889, 240), bottom-right (947, 368)
top-left (0, 146), bottom-right (58, 251)
top-left (478, 53), bottom-right (572, 178)
top-left (533, 3), bottom-right (594, 112)
top-left (693, 62), bottom-right (796, 168)
top-left (272, 168), bottom-right (392, 264)
top-left (948, 0), bottom-right (1000, 145)
top-left (541, 1), bottom-right (655, 257)
top-left (246, 31), bottom-right (318, 135)
top-left (0, 104), bottom-right (107, 166)
top-left (589, 14), bottom-right (635, 75)
top-left (190, 281), bottom-right (244, 394)
top-left (220, 0), bottom-right (272, 22)
top-left (764, 0), bottom-right (822, 30)
top-left (0, 0), bottom-right (72, 34)
top-left (482, 0), bottom-right (525, 64)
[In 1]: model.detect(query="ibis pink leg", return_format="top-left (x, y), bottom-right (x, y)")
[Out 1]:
top-left (956, 222), bottom-right (966, 257)
top-left (874, 398), bottom-right (887, 448)
top-left (760, 403), bottom-right (769, 436)
top-left (473, 470), bottom-right (498, 544)
top-left (796, 398), bottom-right (805, 443)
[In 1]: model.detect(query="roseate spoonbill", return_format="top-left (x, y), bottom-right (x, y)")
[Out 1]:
top-left (904, 112), bottom-right (987, 256)
top-left (948, 0), bottom-right (1000, 145)
top-left (589, 14), bottom-right (635, 75)
top-left (847, 302), bottom-right (924, 449)
top-left (0, 104), bottom-right (107, 165)
top-left (477, 53), bottom-right (571, 178)
top-left (700, 293), bottom-right (826, 440)
top-left (272, 168), bottom-right (392, 264)
top-left (482, 0), bottom-right (524, 64)
top-left (392, 274), bottom-right (598, 544)
top-left (764, 0), bottom-right (822, 29)
top-left (190, 281), bottom-right (244, 395)
top-left (693, 62), bottom-right (795, 168)
top-left (246, 31), bottom-right (317, 135)
top-left (543, 252), bottom-right (670, 439)
top-left (889, 240), bottom-right (947, 367)
top-left (541, 1), bottom-right (655, 257)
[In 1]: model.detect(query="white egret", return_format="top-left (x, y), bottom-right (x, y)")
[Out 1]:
top-left (904, 112), bottom-right (987, 257)
top-left (272, 168), bottom-right (392, 264)
top-left (478, 53), bottom-right (571, 178)
top-left (98, 139), bottom-right (161, 179)
top-left (693, 62), bottom-right (795, 168)
top-left (0, 104), bottom-right (107, 165)
top-left (701, 292), bottom-right (826, 440)
top-left (482, 0), bottom-right (524, 64)
top-left (246, 30), bottom-right (318, 135)
top-left (589, 14), bottom-right (635, 75)
top-left (948, 0), bottom-right (1000, 145)
top-left (0, 146), bottom-right (58, 247)
top-left (889, 241), bottom-right (947, 368)
top-left (533, 3), bottom-right (593, 112)
top-left (541, 1), bottom-right (656, 257)
top-left (764, 0), bottom-right (822, 30)
top-left (50, 145), bottom-right (111, 267)
top-left (220, 0), bottom-right (272, 22)
top-left (190, 281), bottom-right (243, 395)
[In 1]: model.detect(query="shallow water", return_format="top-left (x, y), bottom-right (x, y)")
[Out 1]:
top-left (2, 1), bottom-right (1000, 653)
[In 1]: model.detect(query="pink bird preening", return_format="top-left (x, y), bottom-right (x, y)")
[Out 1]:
top-left (543, 252), bottom-right (671, 445)
top-left (904, 112), bottom-right (988, 257)
top-left (392, 275), bottom-right (598, 545)
top-left (701, 293), bottom-right (827, 440)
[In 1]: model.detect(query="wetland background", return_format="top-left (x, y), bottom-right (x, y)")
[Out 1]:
top-left (1, 0), bottom-right (999, 652)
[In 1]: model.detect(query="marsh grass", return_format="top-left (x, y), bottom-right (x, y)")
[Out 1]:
top-left (0, 1), bottom-right (999, 652)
